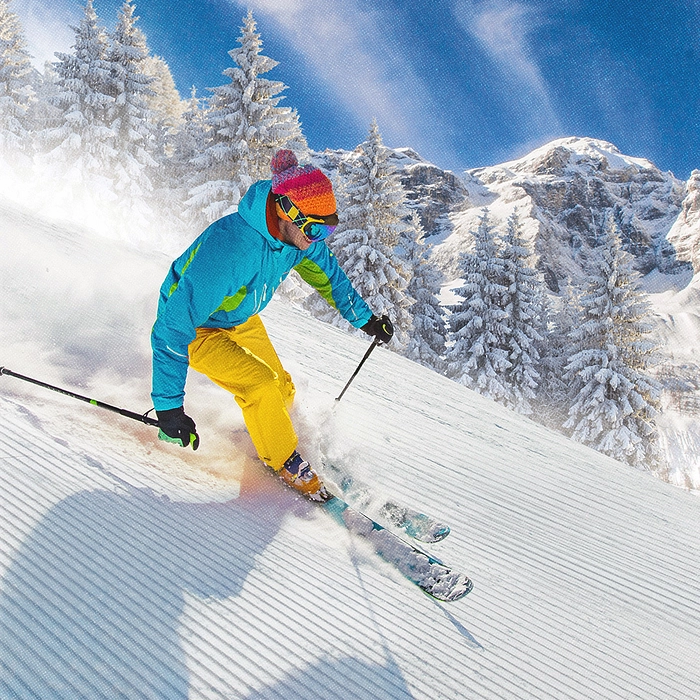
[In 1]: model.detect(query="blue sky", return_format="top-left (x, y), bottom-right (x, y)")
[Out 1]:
top-left (14, 0), bottom-right (700, 179)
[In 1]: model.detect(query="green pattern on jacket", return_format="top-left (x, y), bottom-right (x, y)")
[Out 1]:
top-left (294, 258), bottom-right (337, 309)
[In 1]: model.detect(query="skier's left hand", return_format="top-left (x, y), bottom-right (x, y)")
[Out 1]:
top-left (362, 314), bottom-right (394, 344)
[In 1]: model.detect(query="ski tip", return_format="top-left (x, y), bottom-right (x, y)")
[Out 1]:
top-left (426, 525), bottom-right (451, 543)
top-left (422, 573), bottom-right (473, 602)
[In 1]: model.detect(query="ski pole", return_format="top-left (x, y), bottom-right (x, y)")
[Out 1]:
top-left (0, 366), bottom-right (159, 426)
top-left (335, 337), bottom-right (380, 402)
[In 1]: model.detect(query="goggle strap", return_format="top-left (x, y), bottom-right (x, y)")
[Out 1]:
top-left (275, 194), bottom-right (305, 228)
top-left (275, 193), bottom-right (338, 229)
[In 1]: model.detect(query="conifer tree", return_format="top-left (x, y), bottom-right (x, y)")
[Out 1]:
top-left (139, 54), bottom-right (190, 230)
top-left (315, 120), bottom-right (412, 348)
top-left (142, 55), bottom-right (184, 135)
top-left (36, 0), bottom-right (116, 195)
top-left (105, 0), bottom-right (158, 226)
top-left (174, 87), bottom-right (206, 161)
top-left (445, 210), bottom-right (511, 401)
top-left (186, 10), bottom-right (306, 226)
top-left (0, 0), bottom-right (34, 159)
top-left (500, 210), bottom-right (543, 413)
top-left (563, 216), bottom-right (663, 470)
top-left (404, 211), bottom-right (447, 371)
top-left (163, 86), bottom-right (205, 226)
top-left (536, 279), bottom-right (581, 427)
top-left (142, 54), bottom-right (184, 179)
top-left (24, 60), bottom-right (61, 135)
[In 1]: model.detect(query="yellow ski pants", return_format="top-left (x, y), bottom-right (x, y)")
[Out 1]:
top-left (188, 315), bottom-right (297, 469)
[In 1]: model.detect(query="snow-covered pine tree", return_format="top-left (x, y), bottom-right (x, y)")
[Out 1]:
top-left (403, 211), bottom-right (447, 371)
top-left (142, 55), bottom-right (184, 136)
top-left (445, 209), bottom-right (511, 401)
top-left (0, 0), bottom-right (34, 161)
top-left (536, 279), bottom-right (581, 428)
top-left (24, 61), bottom-right (61, 136)
top-left (35, 0), bottom-right (116, 202)
top-left (105, 0), bottom-right (158, 231)
top-left (313, 119), bottom-right (412, 349)
top-left (562, 215), bottom-right (663, 471)
top-left (143, 54), bottom-right (184, 175)
top-left (140, 54), bottom-right (190, 233)
top-left (499, 210), bottom-right (543, 414)
top-left (173, 86), bottom-right (206, 163)
top-left (185, 10), bottom-right (307, 227)
top-left (160, 85), bottom-right (206, 231)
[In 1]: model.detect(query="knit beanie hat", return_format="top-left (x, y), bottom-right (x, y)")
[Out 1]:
top-left (271, 150), bottom-right (337, 218)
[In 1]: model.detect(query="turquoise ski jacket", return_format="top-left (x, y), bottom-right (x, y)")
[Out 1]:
top-left (151, 180), bottom-right (373, 411)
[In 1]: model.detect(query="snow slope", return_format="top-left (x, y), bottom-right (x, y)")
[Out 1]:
top-left (1, 197), bottom-right (699, 699)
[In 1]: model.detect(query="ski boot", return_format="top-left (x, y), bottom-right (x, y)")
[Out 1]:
top-left (277, 451), bottom-right (332, 502)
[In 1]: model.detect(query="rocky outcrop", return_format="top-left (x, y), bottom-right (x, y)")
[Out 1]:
top-left (434, 137), bottom-right (689, 287)
top-left (666, 170), bottom-right (700, 273)
top-left (391, 150), bottom-right (469, 236)
top-left (311, 146), bottom-right (468, 238)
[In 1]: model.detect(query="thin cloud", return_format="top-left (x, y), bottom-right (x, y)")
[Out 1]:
top-left (16, 0), bottom-right (451, 162)
top-left (12, 0), bottom-right (78, 68)
top-left (238, 0), bottom-right (447, 153)
top-left (453, 0), bottom-right (562, 134)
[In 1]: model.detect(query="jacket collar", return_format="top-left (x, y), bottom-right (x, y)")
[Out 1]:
top-left (265, 190), bottom-right (283, 241)
top-left (237, 180), bottom-right (296, 251)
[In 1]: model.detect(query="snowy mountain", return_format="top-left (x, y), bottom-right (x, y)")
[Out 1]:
top-left (442, 137), bottom-right (689, 285)
top-left (1, 194), bottom-right (699, 699)
top-left (313, 146), bottom-right (469, 243)
top-left (316, 137), bottom-right (693, 287)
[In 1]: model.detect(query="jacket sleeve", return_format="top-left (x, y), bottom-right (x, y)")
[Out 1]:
top-left (295, 243), bottom-right (373, 328)
top-left (151, 239), bottom-right (242, 411)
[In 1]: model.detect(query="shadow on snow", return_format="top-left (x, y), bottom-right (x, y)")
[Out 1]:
top-left (0, 459), bottom-right (416, 698)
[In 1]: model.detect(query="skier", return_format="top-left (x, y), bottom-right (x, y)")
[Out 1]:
top-left (151, 150), bottom-right (394, 501)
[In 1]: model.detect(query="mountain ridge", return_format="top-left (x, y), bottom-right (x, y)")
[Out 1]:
top-left (315, 136), bottom-right (693, 286)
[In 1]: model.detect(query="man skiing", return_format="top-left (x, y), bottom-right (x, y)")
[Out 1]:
top-left (151, 149), bottom-right (393, 501)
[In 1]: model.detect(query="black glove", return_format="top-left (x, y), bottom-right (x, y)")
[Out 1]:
top-left (361, 314), bottom-right (394, 344)
top-left (156, 407), bottom-right (200, 450)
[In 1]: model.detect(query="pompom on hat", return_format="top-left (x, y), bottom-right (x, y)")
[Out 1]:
top-left (271, 150), bottom-right (337, 218)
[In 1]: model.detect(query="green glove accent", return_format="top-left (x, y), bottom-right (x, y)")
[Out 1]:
top-left (156, 407), bottom-right (200, 450)
top-left (158, 428), bottom-right (196, 448)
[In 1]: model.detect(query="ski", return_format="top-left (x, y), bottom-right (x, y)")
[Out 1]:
top-left (321, 494), bottom-right (472, 602)
top-left (378, 501), bottom-right (451, 543)
top-left (322, 463), bottom-right (451, 543)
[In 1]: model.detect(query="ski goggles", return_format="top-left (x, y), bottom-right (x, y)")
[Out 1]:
top-left (275, 193), bottom-right (339, 242)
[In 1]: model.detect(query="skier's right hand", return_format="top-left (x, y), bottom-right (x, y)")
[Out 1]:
top-left (156, 407), bottom-right (200, 450)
